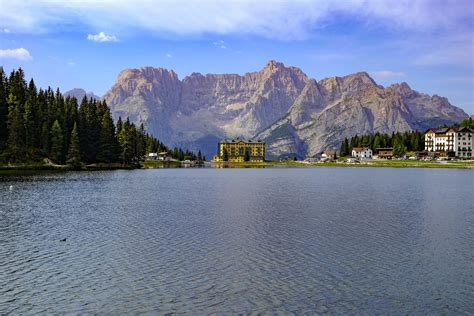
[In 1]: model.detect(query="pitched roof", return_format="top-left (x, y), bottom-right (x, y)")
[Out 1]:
top-left (220, 138), bottom-right (264, 144)
top-left (425, 126), bottom-right (474, 134)
top-left (323, 149), bottom-right (336, 155)
top-left (352, 147), bottom-right (371, 152)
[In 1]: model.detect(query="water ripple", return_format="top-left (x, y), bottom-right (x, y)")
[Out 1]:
top-left (0, 168), bottom-right (473, 314)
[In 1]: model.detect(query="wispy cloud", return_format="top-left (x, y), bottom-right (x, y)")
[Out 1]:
top-left (165, 53), bottom-right (172, 58)
top-left (1, 1), bottom-right (471, 39)
top-left (2, 28), bottom-right (10, 33)
top-left (0, 48), bottom-right (32, 61)
top-left (67, 61), bottom-right (76, 66)
top-left (213, 40), bottom-right (227, 49)
top-left (369, 70), bottom-right (405, 80)
top-left (87, 32), bottom-right (118, 42)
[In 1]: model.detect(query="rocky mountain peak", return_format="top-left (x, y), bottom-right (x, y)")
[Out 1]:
top-left (63, 88), bottom-right (99, 101)
top-left (104, 61), bottom-right (468, 159)
top-left (264, 60), bottom-right (284, 71)
top-left (388, 82), bottom-right (415, 97)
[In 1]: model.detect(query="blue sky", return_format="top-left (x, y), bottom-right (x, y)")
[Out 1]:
top-left (0, 0), bottom-right (473, 114)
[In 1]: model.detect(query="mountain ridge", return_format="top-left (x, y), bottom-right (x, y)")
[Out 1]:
top-left (102, 61), bottom-right (468, 159)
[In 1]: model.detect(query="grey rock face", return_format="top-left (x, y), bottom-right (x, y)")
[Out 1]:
top-left (104, 61), bottom-right (468, 159)
top-left (64, 88), bottom-right (99, 101)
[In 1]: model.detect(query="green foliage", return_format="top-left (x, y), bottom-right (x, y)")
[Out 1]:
top-left (393, 137), bottom-right (407, 156)
top-left (341, 130), bottom-right (425, 156)
top-left (0, 68), bottom-right (9, 150)
top-left (49, 120), bottom-right (64, 163)
top-left (67, 122), bottom-right (82, 168)
top-left (460, 117), bottom-right (474, 128)
top-left (1, 68), bottom-right (201, 166)
top-left (96, 110), bottom-right (120, 163)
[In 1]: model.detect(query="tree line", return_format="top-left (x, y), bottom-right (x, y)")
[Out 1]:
top-left (0, 68), bottom-right (200, 167)
top-left (339, 130), bottom-right (425, 157)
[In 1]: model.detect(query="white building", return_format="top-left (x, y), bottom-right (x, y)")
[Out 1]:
top-left (425, 127), bottom-right (473, 158)
top-left (352, 147), bottom-right (372, 158)
top-left (148, 152), bottom-right (158, 160)
top-left (321, 149), bottom-right (336, 159)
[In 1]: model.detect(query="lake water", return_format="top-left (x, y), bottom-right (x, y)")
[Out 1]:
top-left (0, 168), bottom-right (473, 314)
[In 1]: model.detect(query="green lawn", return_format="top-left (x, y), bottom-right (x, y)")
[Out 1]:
top-left (211, 159), bottom-right (474, 169)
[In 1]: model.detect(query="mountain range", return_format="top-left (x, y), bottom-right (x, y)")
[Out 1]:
top-left (71, 61), bottom-right (468, 159)
top-left (63, 88), bottom-right (100, 102)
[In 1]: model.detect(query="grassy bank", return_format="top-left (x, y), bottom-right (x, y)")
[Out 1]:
top-left (0, 161), bottom-right (140, 171)
top-left (211, 159), bottom-right (474, 169)
top-left (142, 160), bottom-right (182, 168)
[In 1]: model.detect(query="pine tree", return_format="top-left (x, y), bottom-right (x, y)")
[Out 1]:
top-left (67, 122), bottom-right (82, 167)
top-left (373, 135), bottom-right (381, 151)
top-left (50, 120), bottom-right (64, 163)
top-left (6, 92), bottom-right (25, 159)
top-left (0, 68), bottom-right (8, 150)
top-left (197, 150), bottom-right (202, 161)
top-left (97, 111), bottom-right (119, 163)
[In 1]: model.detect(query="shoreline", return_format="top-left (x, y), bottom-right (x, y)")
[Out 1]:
top-left (1, 159), bottom-right (472, 172)
top-left (211, 160), bottom-right (474, 169)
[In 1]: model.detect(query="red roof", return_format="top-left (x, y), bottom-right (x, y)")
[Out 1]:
top-left (352, 147), bottom-right (370, 152)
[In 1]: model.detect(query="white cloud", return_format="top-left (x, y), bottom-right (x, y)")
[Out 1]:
top-left (0, 48), bottom-right (32, 61)
top-left (165, 53), bottom-right (172, 58)
top-left (2, 28), bottom-right (10, 33)
top-left (87, 32), bottom-right (118, 42)
top-left (0, 1), bottom-right (471, 39)
top-left (67, 61), bottom-right (76, 66)
top-left (213, 40), bottom-right (227, 49)
top-left (369, 70), bottom-right (405, 80)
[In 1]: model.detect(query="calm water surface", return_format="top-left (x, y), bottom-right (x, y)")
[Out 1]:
top-left (0, 168), bottom-right (473, 314)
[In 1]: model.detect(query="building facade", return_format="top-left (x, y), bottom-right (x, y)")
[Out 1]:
top-left (352, 147), bottom-right (373, 158)
top-left (375, 148), bottom-right (394, 159)
top-left (322, 150), bottom-right (336, 159)
top-left (425, 127), bottom-right (473, 158)
top-left (214, 138), bottom-right (265, 162)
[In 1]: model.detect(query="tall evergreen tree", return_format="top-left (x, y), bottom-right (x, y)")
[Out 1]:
top-left (6, 92), bottom-right (25, 159)
top-left (50, 120), bottom-right (64, 163)
top-left (97, 110), bottom-right (120, 163)
top-left (0, 68), bottom-right (8, 150)
top-left (67, 122), bottom-right (82, 167)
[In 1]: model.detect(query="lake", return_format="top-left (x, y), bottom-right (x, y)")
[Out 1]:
top-left (0, 168), bottom-right (473, 314)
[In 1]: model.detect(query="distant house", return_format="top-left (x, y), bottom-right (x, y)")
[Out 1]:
top-left (376, 148), bottom-right (393, 159)
top-left (352, 147), bottom-right (372, 158)
top-left (158, 152), bottom-right (171, 161)
top-left (321, 149), bottom-right (336, 159)
top-left (148, 152), bottom-right (158, 160)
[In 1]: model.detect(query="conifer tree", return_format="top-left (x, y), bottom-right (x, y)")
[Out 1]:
top-left (0, 68), bottom-right (8, 150)
top-left (67, 122), bottom-right (82, 168)
top-left (50, 120), bottom-right (64, 163)
top-left (7, 92), bottom-right (25, 159)
top-left (97, 110), bottom-right (119, 163)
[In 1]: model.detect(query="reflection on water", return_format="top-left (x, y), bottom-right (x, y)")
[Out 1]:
top-left (0, 168), bottom-right (473, 314)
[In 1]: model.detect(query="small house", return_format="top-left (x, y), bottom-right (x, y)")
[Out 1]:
top-left (148, 152), bottom-right (158, 160)
top-left (376, 148), bottom-right (393, 159)
top-left (352, 147), bottom-right (372, 158)
top-left (322, 149), bottom-right (337, 159)
top-left (158, 152), bottom-right (171, 161)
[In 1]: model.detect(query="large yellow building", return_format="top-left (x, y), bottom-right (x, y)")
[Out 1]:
top-left (213, 138), bottom-right (265, 162)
